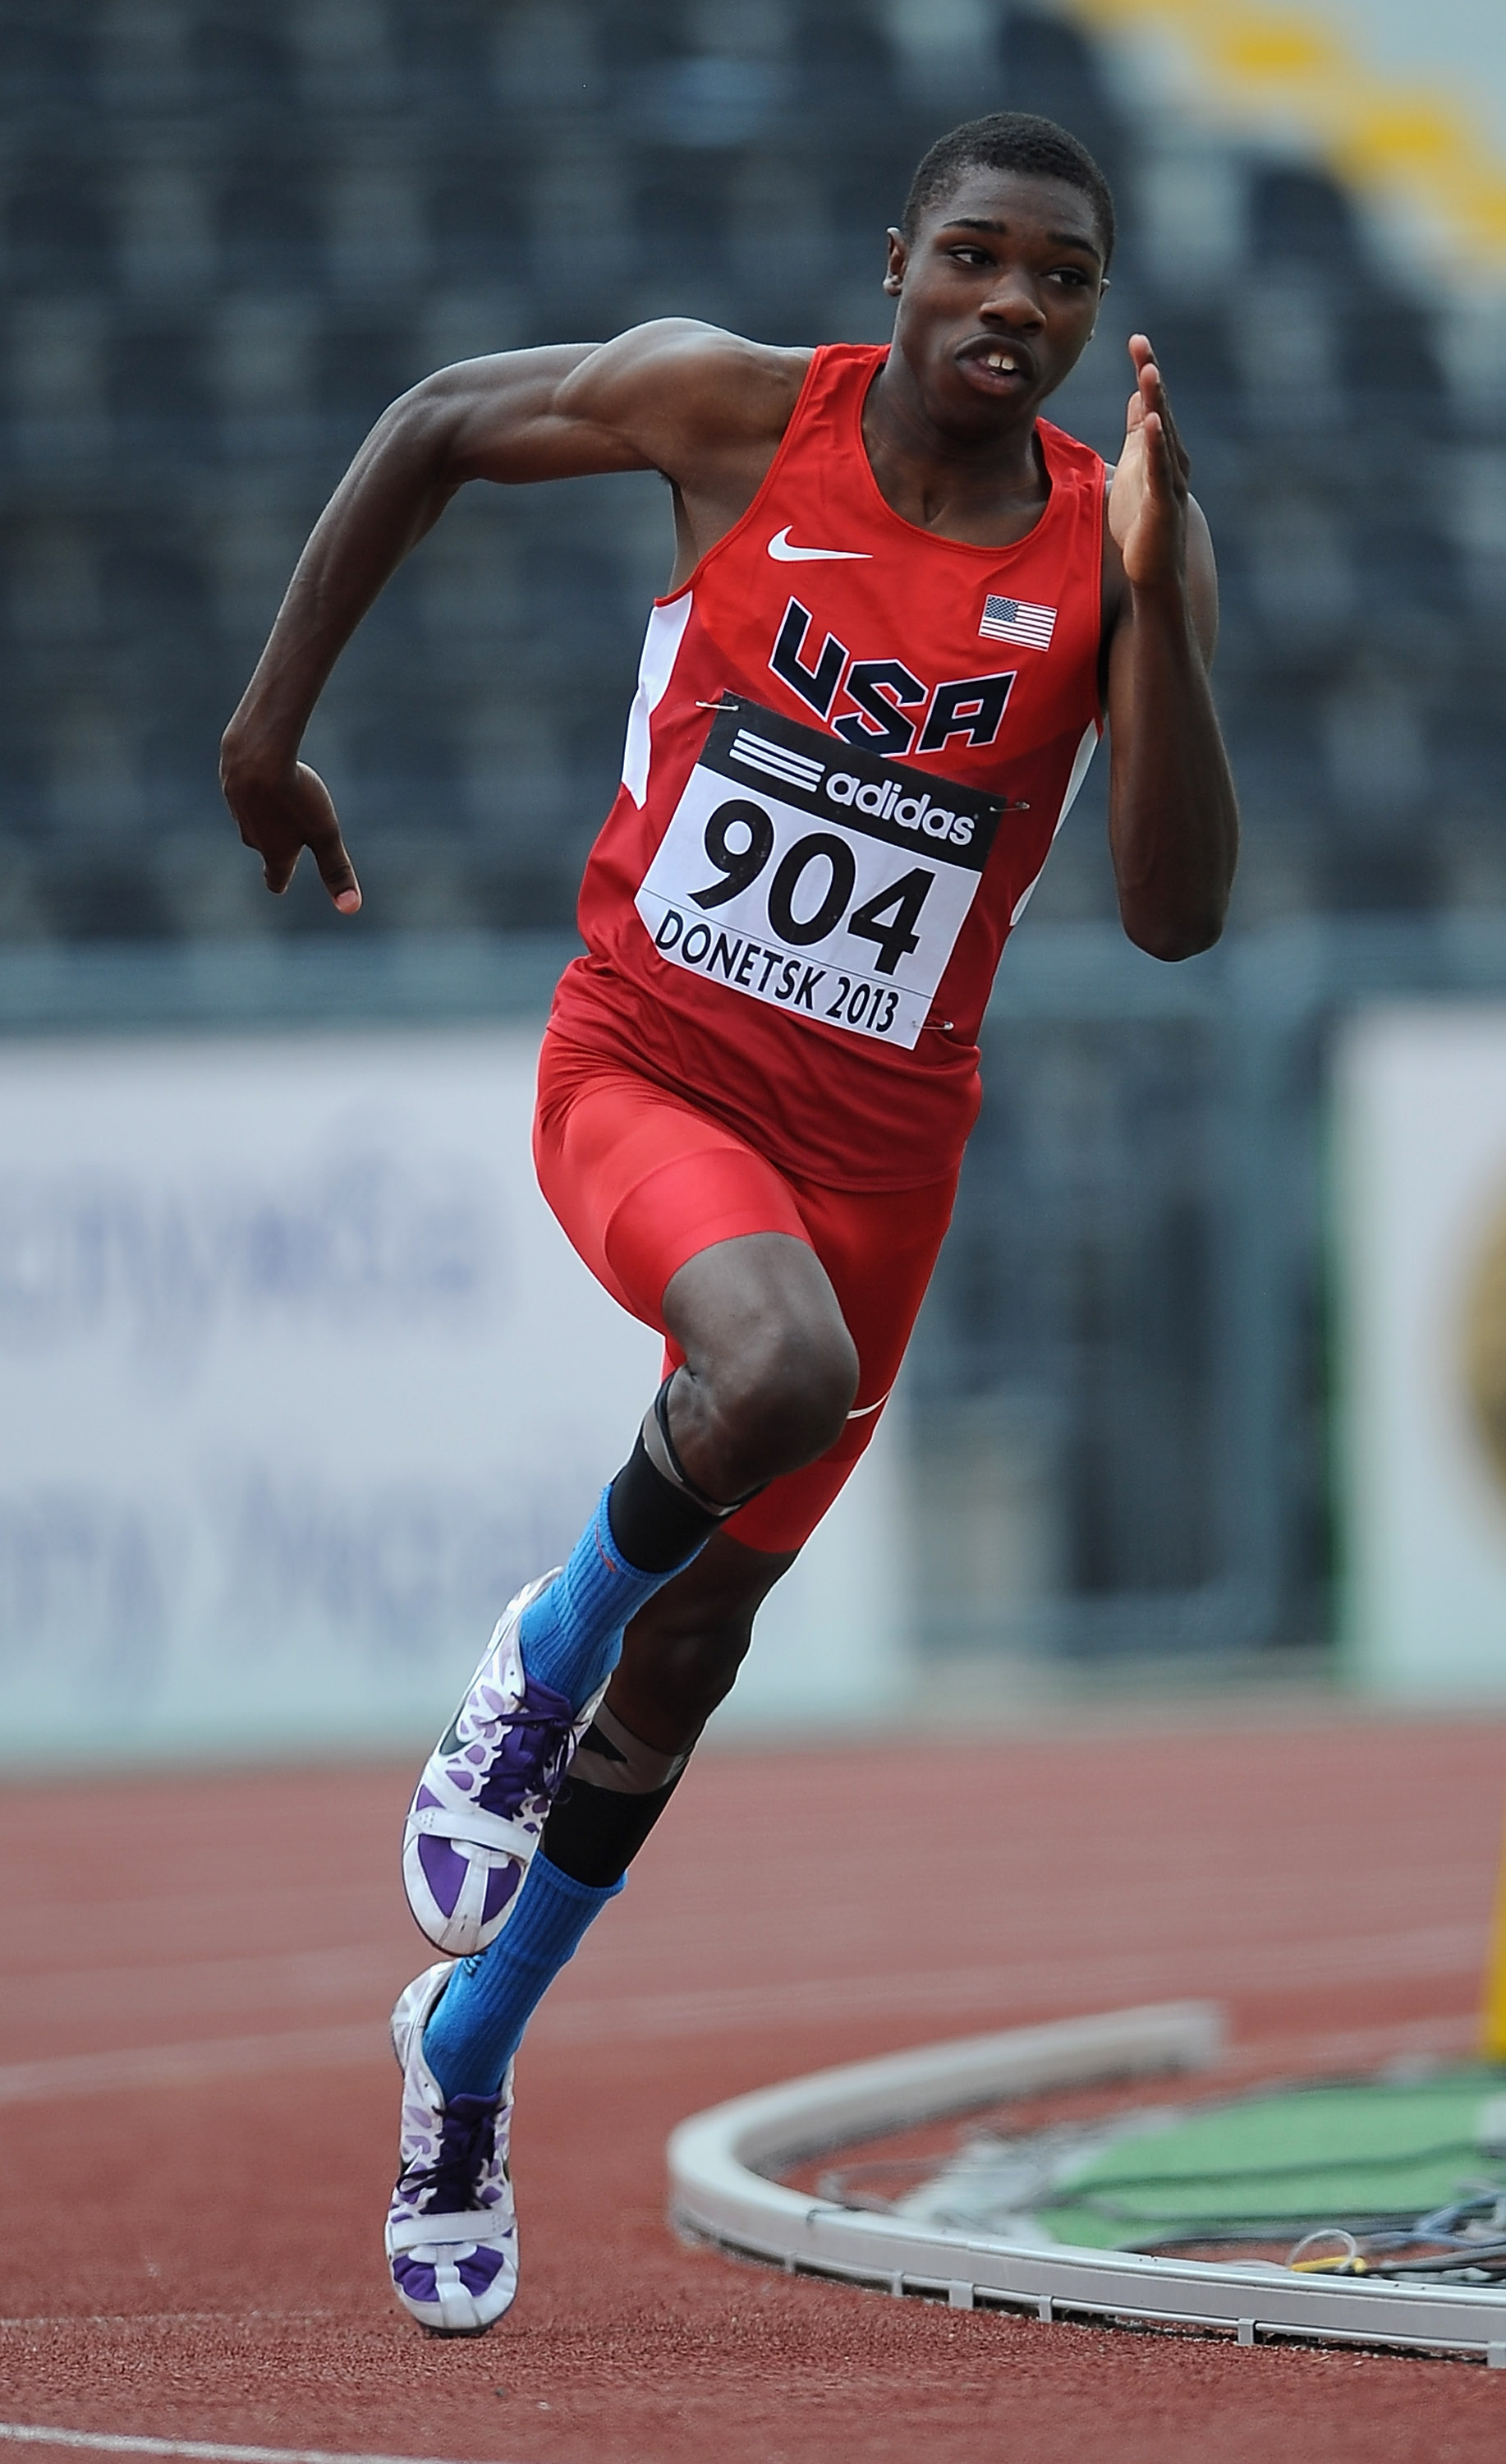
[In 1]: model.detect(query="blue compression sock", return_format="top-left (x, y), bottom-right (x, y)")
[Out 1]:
top-left (518, 1486), bottom-right (700, 1712)
top-left (423, 1853), bottom-right (623, 2101)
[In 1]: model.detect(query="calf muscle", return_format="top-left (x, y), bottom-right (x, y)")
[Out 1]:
top-left (605, 1532), bottom-right (799, 1754)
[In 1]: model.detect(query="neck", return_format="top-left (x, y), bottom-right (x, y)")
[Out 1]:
top-left (862, 346), bottom-right (1049, 541)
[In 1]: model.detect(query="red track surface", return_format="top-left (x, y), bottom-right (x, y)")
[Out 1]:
top-left (4, 1714), bottom-right (1506, 2461)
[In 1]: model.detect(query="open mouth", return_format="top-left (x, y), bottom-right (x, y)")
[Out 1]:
top-left (957, 339), bottom-right (1035, 392)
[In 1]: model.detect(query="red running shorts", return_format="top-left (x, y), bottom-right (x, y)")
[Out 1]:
top-left (533, 1032), bottom-right (958, 1554)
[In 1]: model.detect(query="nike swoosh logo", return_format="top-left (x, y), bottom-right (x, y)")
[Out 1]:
top-left (767, 526), bottom-right (873, 563)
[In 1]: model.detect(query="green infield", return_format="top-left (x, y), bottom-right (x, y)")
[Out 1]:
top-left (1040, 2070), bottom-right (1506, 2251)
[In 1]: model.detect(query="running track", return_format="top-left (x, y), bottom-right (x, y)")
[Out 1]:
top-left (3, 1713), bottom-right (1506, 2462)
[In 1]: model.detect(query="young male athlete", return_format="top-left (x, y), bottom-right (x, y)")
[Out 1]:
top-left (222, 113), bottom-right (1237, 2333)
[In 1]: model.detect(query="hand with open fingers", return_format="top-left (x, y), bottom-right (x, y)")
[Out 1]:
top-left (1108, 333), bottom-right (1191, 596)
top-left (221, 752), bottom-right (363, 913)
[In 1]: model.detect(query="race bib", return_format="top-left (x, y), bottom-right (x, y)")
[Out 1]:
top-left (636, 698), bottom-right (1003, 1050)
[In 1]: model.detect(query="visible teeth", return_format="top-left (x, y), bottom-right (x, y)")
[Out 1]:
top-left (986, 352), bottom-right (1018, 372)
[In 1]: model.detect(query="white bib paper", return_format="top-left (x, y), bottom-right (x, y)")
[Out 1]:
top-left (636, 698), bottom-right (1003, 1050)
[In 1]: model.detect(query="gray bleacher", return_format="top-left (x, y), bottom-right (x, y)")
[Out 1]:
top-left (4, 0), bottom-right (1501, 1664)
top-left (11, 0), bottom-right (1494, 944)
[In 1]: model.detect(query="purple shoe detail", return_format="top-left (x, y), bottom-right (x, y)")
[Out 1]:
top-left (391, 2253), bottom-right (438, 2306)
top-left (390, 2246), bottom-right (511, 2310)
top-left (413, 1837), bottom-right (522, 1936)
top-left (457, 2247), bottom-right (509, 2298)
top-left (402, 1574), bottom-right (605, 1958)
top-left (470, 1669), bottom-right (576, 1814)
top-left (416, 1832), bottom-right (465, 1923)
top-left (385, 1962), bottom-right (517, 2336)
top-left (407, 2091), bottom-right (499, 2213)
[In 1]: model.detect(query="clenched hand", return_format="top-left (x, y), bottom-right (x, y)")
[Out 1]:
top-left (220, 748), bottom-right (363, 913)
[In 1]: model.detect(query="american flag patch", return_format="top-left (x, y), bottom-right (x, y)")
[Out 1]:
top-left (980, 594), bottom-right (1056, 650)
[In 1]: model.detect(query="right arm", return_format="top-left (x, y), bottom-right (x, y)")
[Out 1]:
top-left (219, 322), bottom-right (806, 908)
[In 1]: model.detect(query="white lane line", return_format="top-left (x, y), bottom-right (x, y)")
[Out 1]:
top-left (5, 1915), bottom-right (1482, 2043)
top-left (11, 1949), bottom-right (402, 2028)
top-left (0, 2430), bottom-right (535, 2464)
top-left (0, 2006), bottom-right (1476, 2226)
top-left (537, 1920), bottom-right (1486, 2045)
top-left (0, 1925), bottom-right (1485, 2105)
top-left (0, 2026), bottom-right (382, 2104)
top-left (0, 2317), bottom-right (337, 2333)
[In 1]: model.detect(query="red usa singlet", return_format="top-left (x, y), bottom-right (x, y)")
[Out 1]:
top-left (549, 343), bottom-right (1105, 1191)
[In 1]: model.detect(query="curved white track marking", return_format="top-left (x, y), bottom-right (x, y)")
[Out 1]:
top-left (0, 2429), bottom-right (537, 2464)
top-left (668, 2004), bottom-right (1506, 2364)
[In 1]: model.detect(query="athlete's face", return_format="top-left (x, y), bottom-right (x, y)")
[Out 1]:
top-left (884, 168), bottom-right (1107, 432)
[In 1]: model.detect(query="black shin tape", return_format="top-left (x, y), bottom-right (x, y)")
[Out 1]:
top-left (652, 1374), bottom-right (765, 1518)
top-left (606, 1432), bottom-right (722, 1574)
top-left (542, 1766), bottom-right (686, 1889)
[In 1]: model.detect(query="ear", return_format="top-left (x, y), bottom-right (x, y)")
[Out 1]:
top-left (883, 225), bottom-right (907, 297)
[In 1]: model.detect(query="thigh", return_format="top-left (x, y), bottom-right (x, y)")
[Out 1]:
top-left (534, 1033), bottom-right (813, 1330)
top-left (535, 1031), bottom-right (957, 1548)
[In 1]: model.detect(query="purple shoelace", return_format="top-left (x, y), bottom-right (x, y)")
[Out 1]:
top-left (398, 2093), bottom-right (500, 2218)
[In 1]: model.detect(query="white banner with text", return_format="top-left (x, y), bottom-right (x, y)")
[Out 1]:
top-left (0, 1027), bottom-right (907, 1763)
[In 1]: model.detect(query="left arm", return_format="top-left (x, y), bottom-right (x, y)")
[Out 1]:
top-left (1103, 334), bottom-right (1239, 960)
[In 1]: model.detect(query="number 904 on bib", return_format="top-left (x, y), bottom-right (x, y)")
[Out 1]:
top-left (635, 697), bottom-right (1004, 1051)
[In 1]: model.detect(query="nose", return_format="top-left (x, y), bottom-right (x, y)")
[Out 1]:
top-left (980, 268), bottom-right (1046, 330)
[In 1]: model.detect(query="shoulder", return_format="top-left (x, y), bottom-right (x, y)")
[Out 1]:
top-left (558, 321), bottom-right (814, 468)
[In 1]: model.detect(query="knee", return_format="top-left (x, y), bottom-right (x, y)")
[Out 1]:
top-left (714, 1312), bottom-right (859, 1475)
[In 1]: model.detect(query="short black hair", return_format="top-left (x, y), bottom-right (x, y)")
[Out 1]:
top-left (902, 112), bottom-right (1115, 268)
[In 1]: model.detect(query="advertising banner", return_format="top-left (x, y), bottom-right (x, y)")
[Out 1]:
top-left (0, 1028), bottom-right (905, 1763)
top-left (1338, 1006), bottom-right (1506, 1699)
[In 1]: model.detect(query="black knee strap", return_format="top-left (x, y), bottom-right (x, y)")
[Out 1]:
top-left (653, 1374), bottom-right (766, 1518)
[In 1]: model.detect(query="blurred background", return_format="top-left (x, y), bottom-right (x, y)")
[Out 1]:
top-left (4, 0), bottom-right (1506, 1758)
